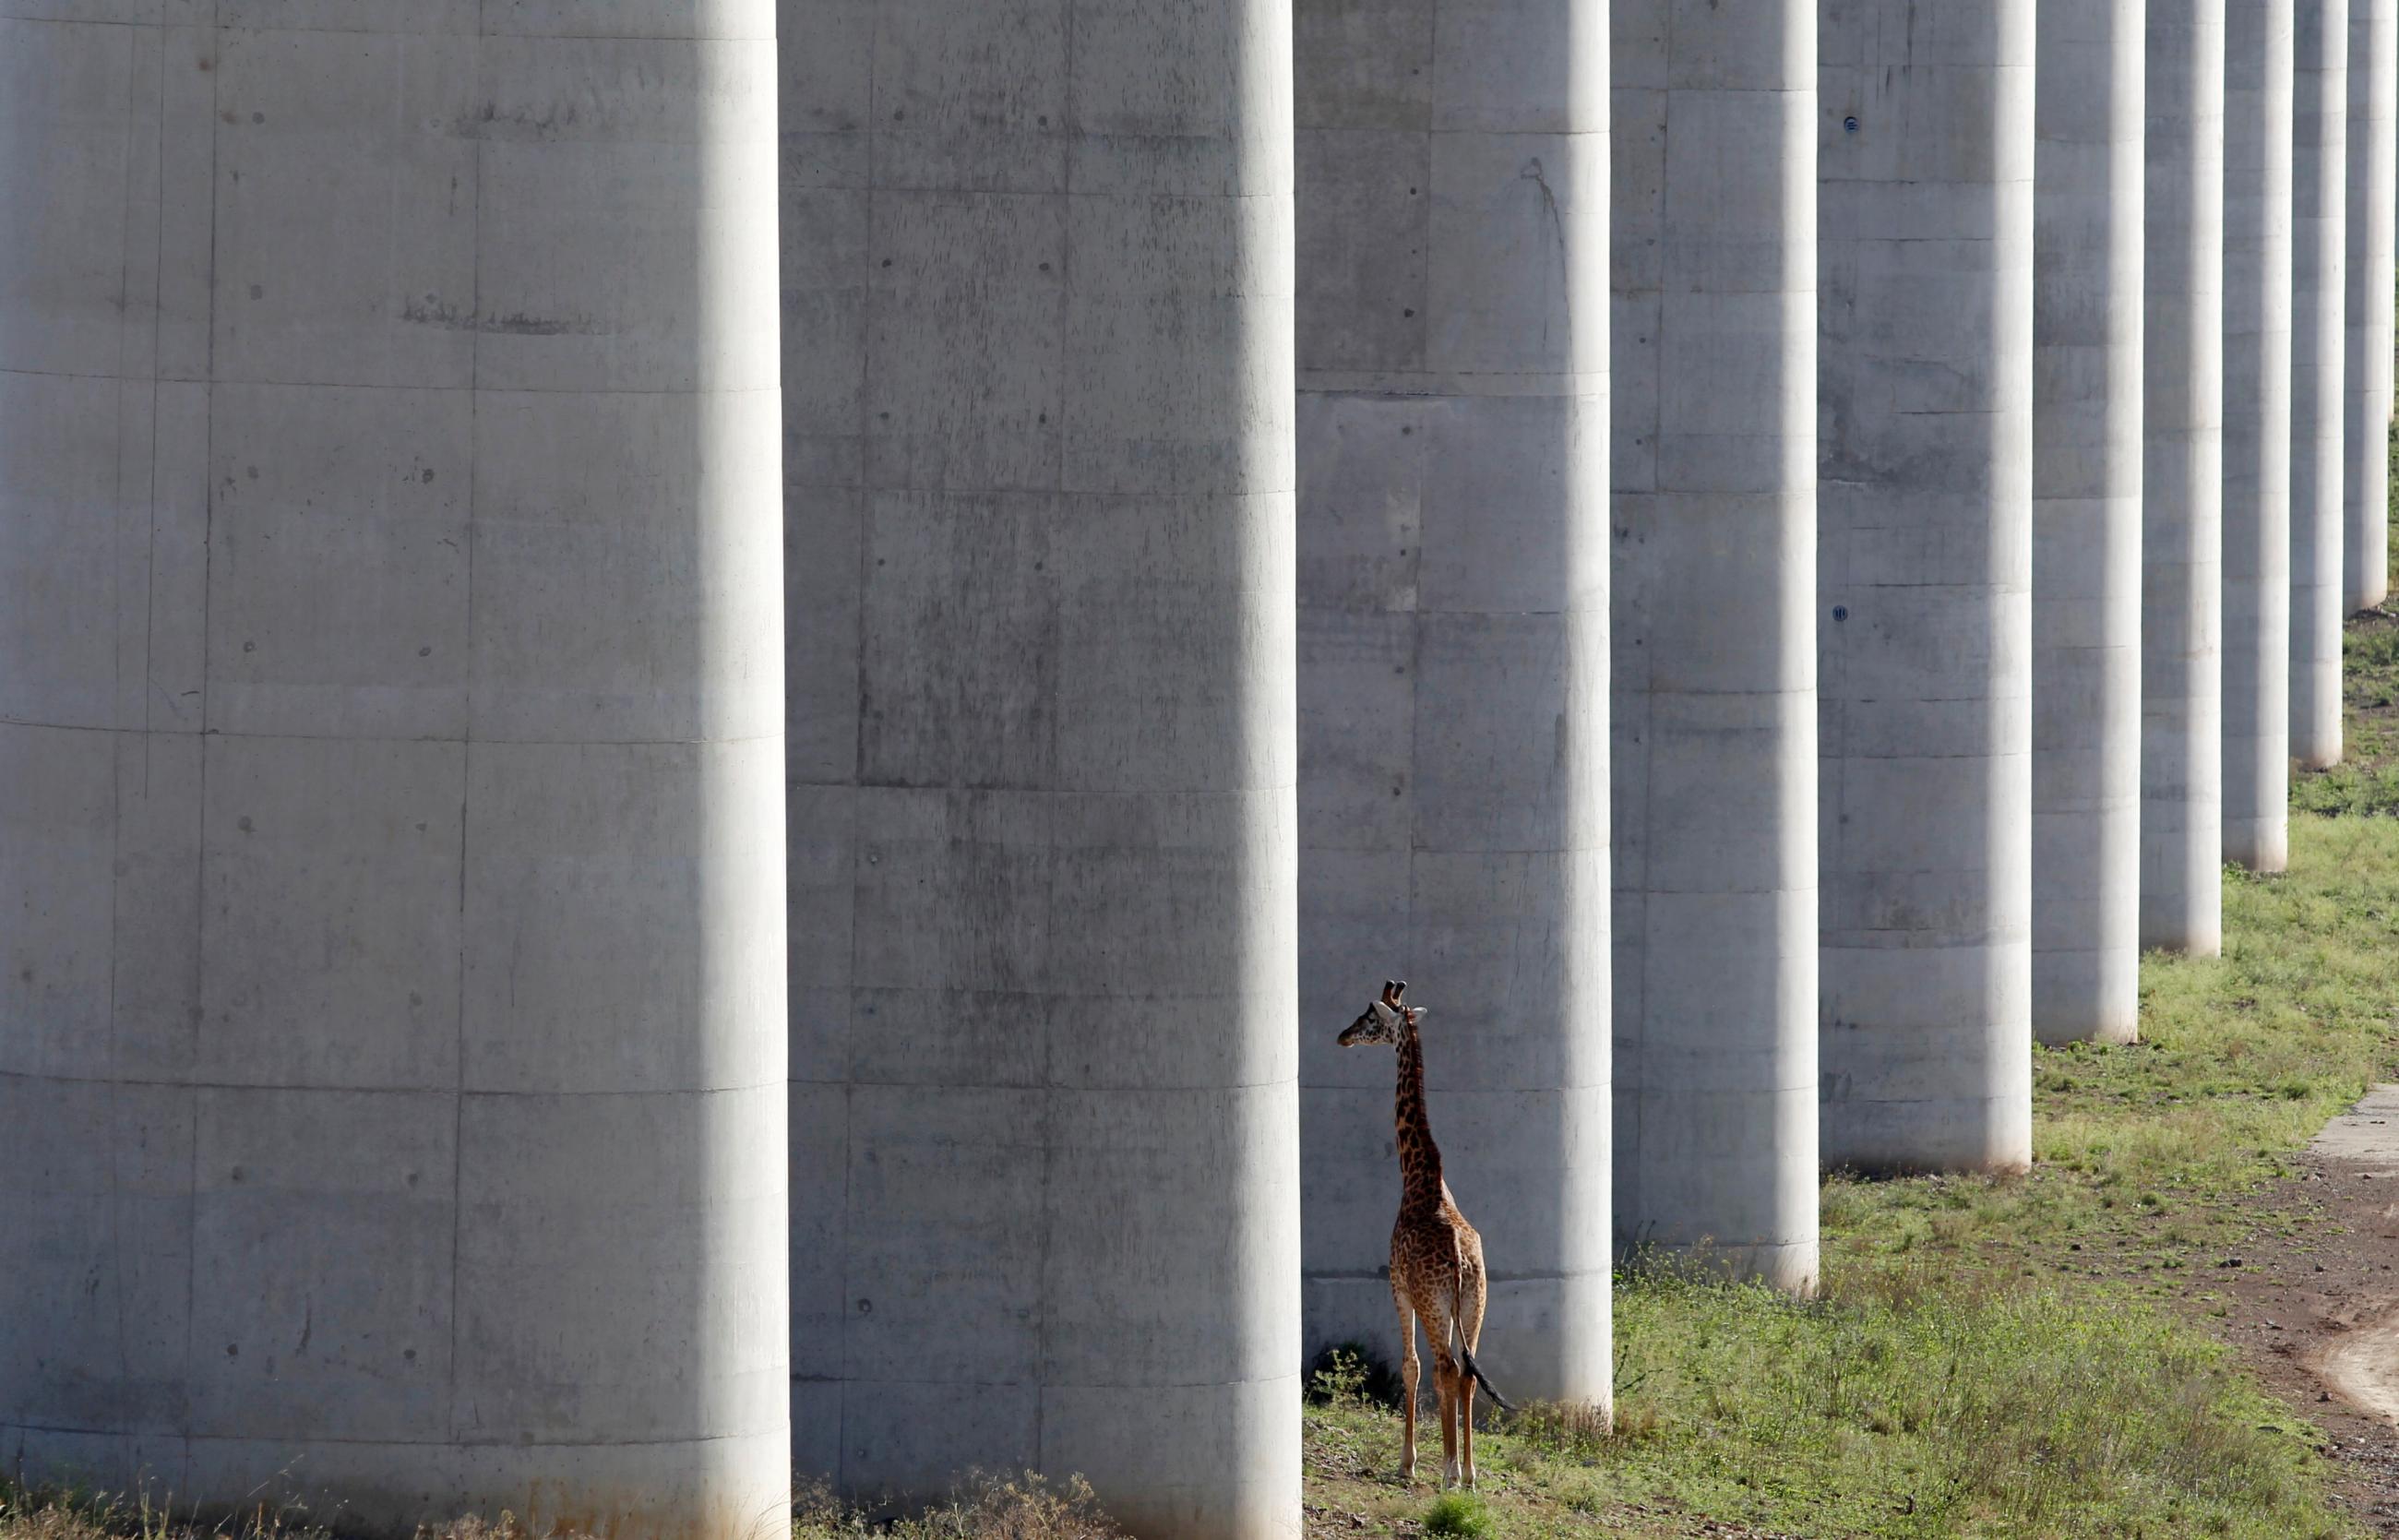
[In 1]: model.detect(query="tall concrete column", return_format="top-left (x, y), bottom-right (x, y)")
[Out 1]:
top-left (1294, 0), bottom-right (1611, 1407)
top-left (1, 8), bottom-right (789, 1536)
top-left (780, 2), bottom-right (1306, 1533)
top-left (1609, 2), bottom-right (1817, 1286)
top-left (2225, 0), bottom-right (2297, 872)
top-left (2347, 0), bottom-right (2397, 611)
top-left (2294, 0), bottom-right (2351, 767)
top-left (2034, 0), bottom-right (2145, 1044)
top-left (2143, 0), bottom-right (2227, 957)
top-left (1819, 0), bottom-right (2035, 1173)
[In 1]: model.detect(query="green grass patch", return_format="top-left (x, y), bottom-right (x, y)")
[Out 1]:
top-left (2299, 351), bottom-right (2399, 817)
top-left (2292, 621), bottom-right (2399, 817)
top-left (1308, 1271), bottom-right (2342, 1538)
top-left (1597, 1268), bottom-right (2321, 1538)
top-left (1621, 1269), bottom-right (2334, 1536)
top-left (1418, 1492), bottom-right (1494, 1539)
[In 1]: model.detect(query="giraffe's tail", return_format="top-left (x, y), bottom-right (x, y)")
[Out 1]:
top-left (1454, 1338), bottom-right (1514, 1414)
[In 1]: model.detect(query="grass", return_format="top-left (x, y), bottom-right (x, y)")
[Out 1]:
top-left (2292, 615), bottom-right (2399, 817)
top-left (1307, 1271), bottom-right (2340, 1539)
top-left (2294, 278), bottom-right (2399, 818)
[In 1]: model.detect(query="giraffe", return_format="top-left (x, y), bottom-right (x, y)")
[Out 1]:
top-left (1338, 979), bottom-right (1513, 1488)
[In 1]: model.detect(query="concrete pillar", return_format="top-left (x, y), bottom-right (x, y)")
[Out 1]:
top-left (2143, 0), bottom-right (2228, 955)
top-left (2293, 0), bottom-right (2350, 767)
top-left (2347, 0), bottom-right (2397, 611)
top-left (780, 2), bottom-right (1306, 1533)
top-left (1819, 0), bottom-right (2035, 1174)
top-left (2224, 0), bottom-right (2297, 872)
top-left (0, 8), bottom-right (789, 1536)
top-left (1294, 0), bottom-right (1611, 1406)
top-left (2034, 0), bottom-right (2145, 1043)
top-left (1609, 3), bottom-right (1818, 1286)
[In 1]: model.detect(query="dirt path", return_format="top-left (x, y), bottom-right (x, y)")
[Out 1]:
top-left (2214, 1087), bottom-right (2399, 1531)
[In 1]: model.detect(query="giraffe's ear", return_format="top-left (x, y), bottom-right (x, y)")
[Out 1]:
top-left (1404, 1006), bottom-right (1426, 1026)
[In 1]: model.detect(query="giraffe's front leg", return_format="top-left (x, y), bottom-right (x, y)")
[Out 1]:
top-left (1397, 1305), bottom-right (1420, 1484)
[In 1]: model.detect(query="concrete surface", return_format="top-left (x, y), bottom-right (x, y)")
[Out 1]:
top-left (1292, 0), bottom-right (1612, 1410)
top-left (2034, 0), bottom-right (2146, 1042)
top-left (2225, 0), bottom-right (2298, 873)
top-left (1607, 0), bottom-right (1818, 1289)
top-left (779, 0), bottom-right (1309, 1533)
top-left (2143, 0), bottom-right (2229, 956)
top-left (1818, 0), bottom-right (2037, 1174)
top-left (2347, 0), bottom-right (2397, 611)
top-left (2293, 0), bottom-right (2351, 768)
top-left (0, 6), bottom-right (790, 1537)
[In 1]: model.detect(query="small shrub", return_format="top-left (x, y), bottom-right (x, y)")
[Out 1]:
top-left (888, 1474), bottom-right (1122, 1540)
top-left (1418, 1492), bottom-right (1491, 1540)
top-left (1306, 1341), bottom-right (1403, 1409)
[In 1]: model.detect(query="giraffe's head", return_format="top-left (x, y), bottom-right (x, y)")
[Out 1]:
top-left (1338, 979), bottom-right (1423, 1046)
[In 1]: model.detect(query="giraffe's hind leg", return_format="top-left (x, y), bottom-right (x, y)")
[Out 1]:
top-left (1458, 1257), bottom-right (1487, 1489)
top-left (1427, 1310), bottom-right (1461, 1488)
top-left (1395, 1295), bottom-right (1420, 1484)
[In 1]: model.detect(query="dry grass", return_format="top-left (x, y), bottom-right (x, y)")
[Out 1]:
top-left (0, 1476), bottom-right (1128, 1540)
top-left (0, 1486), bottom-right (662, 1540)
top-left (793, 1477), bottom-right (1122, 1540)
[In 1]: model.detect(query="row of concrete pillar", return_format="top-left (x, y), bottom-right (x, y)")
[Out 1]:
top-left (2, 4), bottom-right (2393, 1540)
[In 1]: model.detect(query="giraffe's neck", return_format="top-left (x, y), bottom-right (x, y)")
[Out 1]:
top-left (1393, 1024), bottom-right (1445, 1216)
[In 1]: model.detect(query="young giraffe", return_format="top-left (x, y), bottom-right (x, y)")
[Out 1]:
top-left (1339, 979), bottom-right (1513, 1488)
